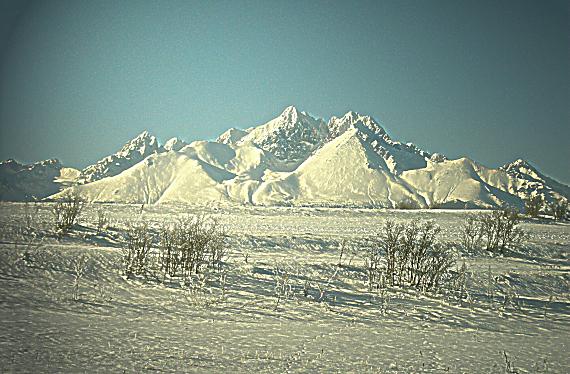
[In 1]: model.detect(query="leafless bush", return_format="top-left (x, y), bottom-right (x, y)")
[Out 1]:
top-left (363, 238), bottom-right (385, 291)
top-left (14, 235), bottom-right (45, 269)
top-left (240, 249), bottom-right (250, 264)
top-left (461, 209), bottom-right (525, 255)
top-left (120, 215), bottom-right (225, 283)
top-left (272, 263), bottom-right (293, 310)
top-left (365, 219), bottom-right (456, 292)
top-left (96, 208), bottom-right (109, 234)
top-left (157, 215), bottom-right (226, 280)
top-left (524, 194), bottom-right (543, 218)
top-left (461, 215), bottom-right (485, 252)
top-left (549, 199), bottom-right (568, 221)
top-left (182, 272), bottom-right (213, 307)
top-left (502, 351), bottom-right (519, 374)
top-left (394, 200), bottom-right (419, 210)
top-left (481, 209), bottom-right (525, 254)
top-left (123, 221), bottom-right (153, 277)
top-left (453, 261), bottom-right (469, 301)
top-left (71, 254), bottom-right (89, 301)
top-left (52, 188), bottom-right (85, 235)
top-left (23, 202), bottom-right (40, 232)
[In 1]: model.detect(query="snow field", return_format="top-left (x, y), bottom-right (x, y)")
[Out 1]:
top-left (0, 202), bottom-right (568, 372)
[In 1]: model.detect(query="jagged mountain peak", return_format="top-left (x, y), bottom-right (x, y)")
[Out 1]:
top-left (502, 158), bottom-right (535, 171)
top-left (497, 158), bottom-right (570, 203)
top-left (116, 130), bottom-right (158, 158)
top-left (280, 105), bottom-right (299, 121)
top-left (216, 128), bottom-right (250, 145)
top-left (79, 130), bottom-right (160, 184)
top-left (327, 111), bottom-right (386, 141)
top-left (275, 105), bottom-right (321, 127)
top-left (500, 158), bottom-right (544, 181)
top-left (163, 137), bottom-right (188, 152)
top-left (237, 106), bottom-right (328, 161)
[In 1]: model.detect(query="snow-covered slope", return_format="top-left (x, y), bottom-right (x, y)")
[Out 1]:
top-left (39, 106), bottom-right (570, 208)
top-left (401, 158), bottom-right (522, 209)
top-left (327, 111), bottom-right (434, 174)
top-left (53, 140), bottom-right (274, 204)
top-left (66, 150), bottom-right (234, 204)
top-left (78, 131), bottom-right (160, 184)
top-left (253, 124), bottom-right (428, 207)
top-left (0, 159), bottom-right (79, 201)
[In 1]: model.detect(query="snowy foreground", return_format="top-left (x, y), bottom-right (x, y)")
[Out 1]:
top-left (0, 203), bottom-right (568, 373)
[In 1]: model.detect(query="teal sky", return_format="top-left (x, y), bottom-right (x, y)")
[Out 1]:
top-left (1, 0), bottom-right (569, 183)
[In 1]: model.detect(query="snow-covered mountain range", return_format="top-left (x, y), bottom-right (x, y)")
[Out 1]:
top-left (0, 159), bottom-right (79, 201)
top-left (1, 106), bottom-right (568, 209)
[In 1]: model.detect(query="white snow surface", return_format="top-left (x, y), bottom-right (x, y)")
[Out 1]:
top-left (0, 203), bottom-right (568, 372)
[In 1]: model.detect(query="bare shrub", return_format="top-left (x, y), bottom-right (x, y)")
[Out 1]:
top-left (52, 188), bottom-right (85, 235)
top-left (272, 263), bottom-right (293, 310)
top-left (394, 200), bottom-right (419, 210)
top-left (366, 219), bottom-right (455, 292)
top-left (119, 215), bottom-right (225, 283)
top-left (421, 244), bottom-right (456, 290)
top-left (337, 239), bottom-right (347, 266)
top-left (524, 194), bottom-right (543, 218)
top-left (502, 351), bottom-right (519, 374)
top-left (71, 254), bottom-right (89, 301)
top-left (549, 199), bottom-right (568, 221)
top-left (461, 209), bottom-right (525, 255)
top-left (23, 202), bottom-right (40, 232)
top-left (182, 272), bottom-right (213, 307)
top-left (363, 238), bottom-right (384, 291)
top-left (461, 214), bottom-right (484, 252)
top-left (481, 209), bottom-right (524, 254)
top-left (123, 221), bottom-right (153, 277)
top-left (96, 207), bottom-right (109, 234)
top-left (157, 215), bottom-right (226, 280)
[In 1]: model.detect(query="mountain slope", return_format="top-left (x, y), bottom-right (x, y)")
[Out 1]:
top-left (63, 150), bottom-right (234, 204)
top-left (79, 131), bottom-right (160, 184)
top-left (0, 159), bottom-right (79, 201)
top-left (401, 158), bottom-right (522, 208)
top-left (253, 126), bottom-right (427, 207)
top-left (499, 159), bottom-right (570, 203)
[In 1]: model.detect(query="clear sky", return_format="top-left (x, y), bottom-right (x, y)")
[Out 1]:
top-left (1, 0), bottom-right (569, 183)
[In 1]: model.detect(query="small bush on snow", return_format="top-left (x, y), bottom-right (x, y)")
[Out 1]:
top-left (549, 199), bottom-right (568, 221)
top-left (157, 215), bottom-right (226, 279)
top-left (122, 221), bottom-right (153, 277)
top-left (461, 209), bottom-right (525, 255)
top-left (364, 219), bottom-right (456, 292)
top-left (120, 215), bottom-right (226, 281)
top-left (51, 188), bottom-right (85, 236)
